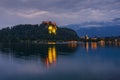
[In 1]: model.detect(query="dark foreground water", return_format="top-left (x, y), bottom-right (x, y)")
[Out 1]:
top-left (0, 42), bottom-right (120, 80)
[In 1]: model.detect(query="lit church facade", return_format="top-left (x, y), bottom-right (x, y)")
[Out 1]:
top-left (42, 21), bottom-right (57, 35)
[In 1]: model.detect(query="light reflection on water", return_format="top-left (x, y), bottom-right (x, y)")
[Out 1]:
top-left (0, 42), bottom-right (120, 80)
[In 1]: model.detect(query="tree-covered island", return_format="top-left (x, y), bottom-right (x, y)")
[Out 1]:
top-left (0, 21), bottom-right (79, 43)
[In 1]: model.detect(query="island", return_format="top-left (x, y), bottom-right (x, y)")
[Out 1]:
top-left (0, 21), bottom-right (79, 43)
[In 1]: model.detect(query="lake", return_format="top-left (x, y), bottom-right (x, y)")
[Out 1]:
top-left (0, 42), bottom-right (120, 80)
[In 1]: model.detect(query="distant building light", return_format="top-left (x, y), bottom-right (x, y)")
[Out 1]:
top-left (85, 34), bottom-right (89, 40)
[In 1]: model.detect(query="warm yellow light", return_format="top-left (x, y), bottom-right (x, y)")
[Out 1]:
top-left (52, 46), bottom-right (56, 62)
top-left (48, 26), bottom-right (52, 30)
top-left (48, 25), bottom-right (57, 34)
top-left (48, 42), bottom-right (56, 44)
top-left (48, 48), bottom-right (53, 64)
top-left (48, 46), bottom-right (57, 64)
top-left (52, 29), bottom-right (56, 34)
top-left (91, 42), bottom-right (97, 49)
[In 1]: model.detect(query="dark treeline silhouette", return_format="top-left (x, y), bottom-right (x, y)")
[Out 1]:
top-left (0, 22), bottom-right (79, 43)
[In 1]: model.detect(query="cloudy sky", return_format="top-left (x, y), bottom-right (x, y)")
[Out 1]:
top-left (0, 0), bottom-right (120, 28)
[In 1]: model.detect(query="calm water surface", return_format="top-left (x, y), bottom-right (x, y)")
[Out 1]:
top-left (0, 42), bottom-right (120, 80)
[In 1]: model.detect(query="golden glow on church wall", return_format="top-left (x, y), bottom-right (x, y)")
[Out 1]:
top-left (48, 25), bottom-right (57, 34)
top-left (42, 21), bottom-right (57, 35)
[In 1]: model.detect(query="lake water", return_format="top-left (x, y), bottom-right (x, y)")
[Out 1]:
top-left (0, 42), bottom-right (120, 80)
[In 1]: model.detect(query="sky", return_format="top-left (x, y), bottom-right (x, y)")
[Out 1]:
top-left (0, 0), bottom-right (120, 28)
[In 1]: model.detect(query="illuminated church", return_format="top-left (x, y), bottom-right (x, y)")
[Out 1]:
top-left (42, 21), bottom-right (57, 35)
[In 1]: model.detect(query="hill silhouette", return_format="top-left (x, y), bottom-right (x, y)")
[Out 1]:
top-left (0, 21), bottom-right (79, 43)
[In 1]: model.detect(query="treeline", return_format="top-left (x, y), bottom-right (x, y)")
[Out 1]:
top-left (0, 24), bottom-right (79, 43)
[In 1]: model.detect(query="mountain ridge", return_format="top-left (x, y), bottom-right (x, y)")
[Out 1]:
top-left (62, 19), bottom-right (120, 37)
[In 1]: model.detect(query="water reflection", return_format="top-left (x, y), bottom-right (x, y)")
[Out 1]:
top-left (67, 41), bottom-right (78, 49)
top-left (85, 42), bottom-right (89, 52)
top-left (79, 41), bottom-right (120, 52)
top-left (0, 43), bottom-right (78, 68)
top-left (98, 40), bottom-right (105, 47)
top-left (91, 42), bottom-right (97, 50)
top-left (46, 46), bottom-right (56, 68)
top-left (0, 42), bottom-right (120, 80)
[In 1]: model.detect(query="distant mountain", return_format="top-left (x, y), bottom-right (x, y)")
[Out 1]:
top-left (62, 18), bottom-right (120, 37)
top-left (76, 26), bottom-right (120, 37)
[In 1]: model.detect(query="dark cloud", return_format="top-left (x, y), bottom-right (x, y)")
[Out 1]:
top-left (0, 0), bottom-right (120, 27)
top-left (0, 0), bottom-right (119, 12)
